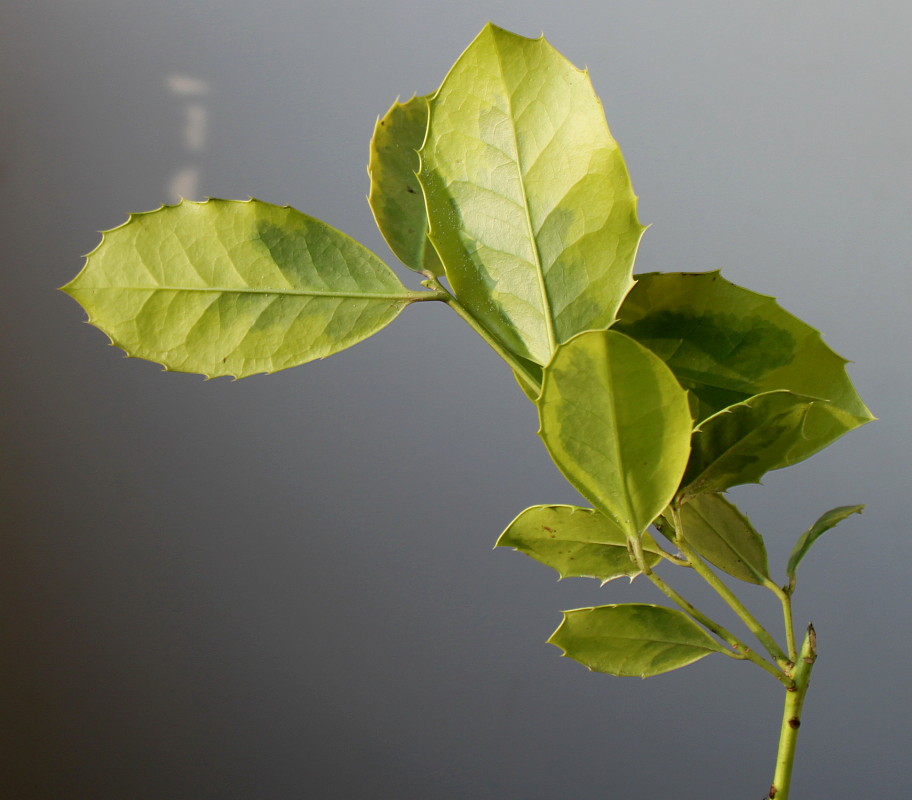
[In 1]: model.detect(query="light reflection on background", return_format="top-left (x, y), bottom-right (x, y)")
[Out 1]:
top-left (167, 73), bottom-right (209, 202)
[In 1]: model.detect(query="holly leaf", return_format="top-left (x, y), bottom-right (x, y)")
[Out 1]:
top-left (786, 504), bottom-right (865, 586)
top-left (62, 199), bottom-right (419, 378)
top-left (368, 95), bottom-right (442, 275)
top-left (548, 603), bottom-right (726, 677)
top-left (419, 23), bottom-right (644, 366)
top-left (614, 271), bottom-right (874, 433)
top-left (537, 330), bottom-right (693, 540)
top-left (657, 494), bottom-right (769, 584)
top-left (496, 505), bottom-right (664, 582)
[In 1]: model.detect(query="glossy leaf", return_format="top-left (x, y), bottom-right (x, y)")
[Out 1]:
top-left (657, 494), bottom-right (769, 584)
top-left (496, 505), bottom-right (664, 582)
top-left (367, 96), bottom-right (443, 275)
top-left (548, 604), bottom-right (726, 677)
top-left (679, 390), bottom-right (846, 500)
top-left (614, 271), bottom-right (874, 432)
top-left (787, 504), bottom-right (864, 585)
top-left (63, 199), bottom-right (417, 378)
top-left (419, 23), bottom-right (645, 366)
top-left (538, 330), bottom-right (693, 540)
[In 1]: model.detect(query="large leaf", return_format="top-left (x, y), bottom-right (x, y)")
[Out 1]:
top-left (614, 271), bottom-right (874, 430)
top-left (63, 199), bottom-right (419, 378)
top-left (656, 494), bottom-right (769, 584)
top-left (679, 390), bottom-right (851, 500)
top-left (419, 23), bottom-right (645, 366)
top-left (496, 505), bottom-right (664, 582)
top-left (786, 504), bottom-right (864, 586)
top-left (548, 604), bottom-right (726, 677)
top-left (367, 96), bottom-right (443, 275)
top-left (538, 330), bottom-right (693, 540)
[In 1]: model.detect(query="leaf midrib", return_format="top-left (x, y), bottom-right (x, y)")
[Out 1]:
top-left (72, 285), bottom-right (416, 301)
top-left (491, 36), bottom-right (556, 356)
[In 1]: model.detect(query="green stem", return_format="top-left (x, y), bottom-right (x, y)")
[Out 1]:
top-left (423, 276), bottom-right (541, 394)
top-left (671, 506), bottom-right (791, 669)
top-left (768, 581), bottom-right (798, 664)
top-left (768, 625), bottom-right (817, 799)
top-left (628, 538), bottom-right (791, 686)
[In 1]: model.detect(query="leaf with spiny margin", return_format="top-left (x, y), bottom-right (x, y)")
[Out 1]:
top-left (419, 23), bottom-right (645, 366)
top-left (614, 271), bottom-right (874, 433)
top-left (678, 390), bottom-right (851, 501)
top-left (496, 505), bottom-right (664, 582)
top-left (537, 330), bottom-right (693, 540)
top-left (62, 199), bottom-right (418, 378)
top-left (368, 96), bottom-right (442, 275)
top-left (548, 604), bottom-right (726, 677)
top-left (656, 494), bottom-right (769, 584)
top-left (786, 504), bottom-right (864, 587)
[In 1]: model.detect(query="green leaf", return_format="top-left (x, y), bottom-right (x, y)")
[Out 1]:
top-left (679, 390), bottom-right (846, 501)
top-left (786, 504), bottom-right (865, 584)
top-left (63, 199), bottom-right (418, 378)
top-left (367, 96), bottom-right (443, 275)
top-left (657, 494), bottom-right (769, 584)
top-left (537, 330), bottom-right (693, 540)
top-left (548, 604), bottom-right (726, 677)
top-left (419, 23), bottom-right (645, 366)
top-left (614, 271), bottom-right (874, 429)
top-left (496, 505), bottom-right (664, 582)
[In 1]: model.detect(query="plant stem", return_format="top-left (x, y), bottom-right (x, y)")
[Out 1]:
top-left (670, 506), bottom-right (791, 669)
top-left (423, 276), bottom-right (542, 394)
top-left (768, 625), bottom-right (817, 799)
top-left (768, 581), bottom-right (798, 664)
top-left (628, 537), bottom-right (791, 686)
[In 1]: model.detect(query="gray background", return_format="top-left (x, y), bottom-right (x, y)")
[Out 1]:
top-left (2, 1), bottom-right (909, 797)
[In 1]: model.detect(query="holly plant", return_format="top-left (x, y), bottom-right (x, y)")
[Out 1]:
top-left (63, 24), bottom-right (873, 799)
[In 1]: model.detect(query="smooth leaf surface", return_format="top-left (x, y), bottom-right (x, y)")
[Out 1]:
top-left (419, 23), bottom-right (644, 366)
top-left (538, 330), bottom-right (693, 539)
top-left (496, 505), bottom-right (664, 582)
top-left (368, 96), bottom-right (442, 275)
top-left (549, 603), bottom-right (726, 677)
top-left (787, 504), bottom-right (864, 583)
top-left (63, 199), bottom-right (416, 377)
top-left (679, 390), bottom-right (846, 500)
top-left (614, 271), bottom-right (874, 431)
top-left (657, 494), bottom-right (769, 584)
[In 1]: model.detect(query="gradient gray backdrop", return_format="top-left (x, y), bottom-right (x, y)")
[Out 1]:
top-left (3, 2), bottom-right (909, 797)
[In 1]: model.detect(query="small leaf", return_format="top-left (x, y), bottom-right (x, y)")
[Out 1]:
top-left (660, 494), bottom-right (769, 584)
top-left (419, 23), bottom-right (644, 366)
top-left (679, 390), bottom-right (834, 501)
top-left (367, 96), bottom-right (443, 275)
top-left (538, 330), bottom-right (693, 540)
top-left (614, 271), bottom-right (874, 429)
top-left (548, 604), bottom-right (726, 677)
top-left (63, 199), bottom-right (417, 378)
top-left (496, 505), bottom-right (664, 582)
top-left (786, 504), bottom-right (865, 584)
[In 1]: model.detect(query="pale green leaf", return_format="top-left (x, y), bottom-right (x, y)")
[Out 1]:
top-left (679, 390), bottom-right (849, 501)
top-left (63, 199), bottom-right (418, 378)
top-left (787, 504), bottom-right (865, 584)
top-left (657, 494), bottom-right (769, 584)
top-left (548, 603), bottom-right (726, 677)
top-left (537, 330), bottom-right (693, 540)
top-left (367, 96), bottom-right (443, 275)
top-left (496, 505), bottom-right (664, 582)
top-left (419, 23), bottom-right (645, 366)
top-left (614, 271), bottom-right (874, 431)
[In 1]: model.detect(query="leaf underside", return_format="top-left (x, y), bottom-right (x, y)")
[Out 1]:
top-left (420, 23), bottom-right (644, 366)
top-left (549, 603), bottom-right (726, 677)
top-left (368, 95), bottom-right (443, 275)
top-left (787, 504), bottom-right (865, 582)
top-left (63, 199), bottom-right (412, 378)
top-left (538, 330), bottom-right (693, 539)
top-left (497, 504), bottom-right (664, 582)
top-left (657, 493), bottom-right (769, 584)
